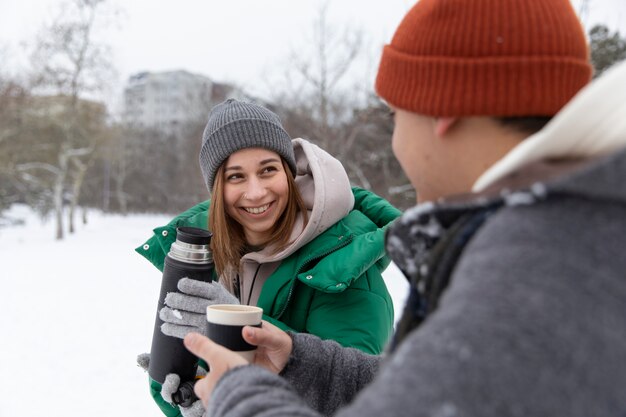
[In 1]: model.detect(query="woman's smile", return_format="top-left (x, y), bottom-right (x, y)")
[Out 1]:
top-left (241, 202), bottom-right (273, 215)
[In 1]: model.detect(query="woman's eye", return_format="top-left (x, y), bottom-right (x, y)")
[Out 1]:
top-left (261, 166), bottom-right (278, 175)
top-left (227, 173), bottom-right (243, 181)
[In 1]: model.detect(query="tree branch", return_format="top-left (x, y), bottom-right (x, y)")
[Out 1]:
top-left (16, 162), bottom-right (61, 175)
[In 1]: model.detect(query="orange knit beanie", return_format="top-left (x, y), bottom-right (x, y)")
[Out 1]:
top-left (375, 0), bottom-right (593, 117)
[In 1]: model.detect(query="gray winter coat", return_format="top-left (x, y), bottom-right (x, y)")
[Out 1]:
top-left (204, 62), bottom-right (626, 417)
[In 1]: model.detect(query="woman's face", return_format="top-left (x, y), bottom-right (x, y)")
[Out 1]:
top-left (222, 147), bottom-right (289, 246)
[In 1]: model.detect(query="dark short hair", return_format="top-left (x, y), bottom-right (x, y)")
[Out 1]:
top-left (494, 116), bottom-right (552, 136)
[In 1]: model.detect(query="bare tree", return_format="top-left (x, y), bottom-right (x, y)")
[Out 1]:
top-left (266, 3), bottom-right (413, 204)
top-left (271, 2), bottom-right (364, 150)
top-left (295, 3), bottom-right (362, 149)
top-left (23, 0), bottom-right (115, 239)
top-left (0, 77), bottom-right (30, 213)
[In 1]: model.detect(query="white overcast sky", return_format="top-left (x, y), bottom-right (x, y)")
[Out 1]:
top-left (1, 0), bottom-right (625, 110)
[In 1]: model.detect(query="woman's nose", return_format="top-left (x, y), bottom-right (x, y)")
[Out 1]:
top-left (243, 178), bottom-right (266, 200)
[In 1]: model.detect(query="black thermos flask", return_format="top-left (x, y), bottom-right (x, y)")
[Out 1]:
top-left (148, 226), bottom-right (214, 406)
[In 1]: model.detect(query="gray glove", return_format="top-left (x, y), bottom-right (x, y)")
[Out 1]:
top-left (160, 278), bottom-right (239, 339)
top-left (137, 352), bottom-right (150, 371)
top-left (136, 353), bottom-right (207, 417)
top-left (162, 373), bottom-right (207, 417)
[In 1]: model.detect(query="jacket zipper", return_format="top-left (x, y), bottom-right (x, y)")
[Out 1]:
top-left (245, 264), bottom-right (262, 305)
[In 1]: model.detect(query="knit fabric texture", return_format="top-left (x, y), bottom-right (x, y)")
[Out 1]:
top-left (375, 0), bottom-right (593, 117)
top-left (199, 99), bottom-right (296, 192)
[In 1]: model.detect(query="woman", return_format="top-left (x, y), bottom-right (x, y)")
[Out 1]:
top-left (137, 99), bottom-right (401, 417)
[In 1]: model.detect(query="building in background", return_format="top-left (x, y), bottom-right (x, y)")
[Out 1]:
top-left (122, 70), bottom-right (238, 135)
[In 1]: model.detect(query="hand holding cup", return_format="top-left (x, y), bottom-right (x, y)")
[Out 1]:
top-left (183, 310), bottom-right (293, 407)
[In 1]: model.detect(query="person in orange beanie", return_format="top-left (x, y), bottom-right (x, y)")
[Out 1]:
top-left (174, 1), bottom-right (626, 416)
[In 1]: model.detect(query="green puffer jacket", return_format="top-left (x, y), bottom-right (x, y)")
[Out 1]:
top-left (137, 186), bottom-right (401, 417)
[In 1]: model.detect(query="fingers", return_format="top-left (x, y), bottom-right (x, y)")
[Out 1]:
top-left (177, 277), bottom-right (215, 298)
top-left (161, 322), bottom-right (198, 339)
top-left (183, 333), bottom-right (218, 407)
top-left (160, 306), bottom-right (206, 328)
top-left (241, 321), bottom-right (292, 374)
top-left (164, 292), bottom-right (210, 313)
top-left (183, 332), bottom-right (220, 362)
top-left (178, 278), bottom-right (236, 304)
top-left (183, 333), bottom-right (249, 369)
top-left (159, 305), bottom-right (206, 338)
top-left (161, 373), bottom-right (181, 403)
top-left (179, 399), bottom-right (205, 417)
top-left (242, 320), bottom-right (285, 348)
top-left (184, 332), bottom-right (250, 407)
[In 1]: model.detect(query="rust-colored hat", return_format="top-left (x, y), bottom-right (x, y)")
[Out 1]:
top-left (375, 0), bottom-right (593, 117)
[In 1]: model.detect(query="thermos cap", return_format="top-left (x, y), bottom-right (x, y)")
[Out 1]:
top-left (176, 227), bottom-right (212, 245)
top-left (168, 227), bottom-right (213, 264)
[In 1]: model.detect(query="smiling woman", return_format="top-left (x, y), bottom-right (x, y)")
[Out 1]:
top-left (211, 147), bottom-right (302, 272)
top-left (136, 99), bottom-right (402, 417)
top-left (221, 150), bottom-right (291, 246)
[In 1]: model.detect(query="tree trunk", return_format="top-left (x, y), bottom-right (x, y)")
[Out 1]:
top-left (54, 178), bottom-right (64, 240)
top-left (112, 154), bottom-right (128, 215)
top-left (68, 157), bottom-right (88, 234)
top-left (102, 160), bottom-right (110, 212)
top-left (348, 161), bottom-right (371, 190)
top-left (68, 207), bottom-right (75, 234)
top-left (116, 184), bottom-right (128, 215)
top-left (54, 147), bottom-right (69, 240)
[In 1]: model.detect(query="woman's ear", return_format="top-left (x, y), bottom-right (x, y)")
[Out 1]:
top-left (434, 117), bottom-right (458, 137)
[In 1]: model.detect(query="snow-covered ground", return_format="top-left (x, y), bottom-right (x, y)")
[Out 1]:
top-left (0, 205), bottom-right (409, 417)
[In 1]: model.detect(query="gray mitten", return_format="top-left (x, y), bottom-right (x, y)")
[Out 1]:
top-left (161, 371), bottom-right (207, 417)
top-left (160, 278), bottom-right (239, 339)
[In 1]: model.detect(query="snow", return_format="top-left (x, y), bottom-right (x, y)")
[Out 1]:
top-left (0, 205), bottom-right (409, 417)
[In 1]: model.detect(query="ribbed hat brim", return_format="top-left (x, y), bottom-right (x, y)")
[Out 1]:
top-left (376, 45), bottom-right (592, 117)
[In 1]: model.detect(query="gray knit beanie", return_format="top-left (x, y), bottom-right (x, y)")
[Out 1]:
top-left (199, 99), bottom-right (296, 192)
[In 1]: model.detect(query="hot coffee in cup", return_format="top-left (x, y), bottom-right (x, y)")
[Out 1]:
top-left (206, 304), bottom-right (263, 362)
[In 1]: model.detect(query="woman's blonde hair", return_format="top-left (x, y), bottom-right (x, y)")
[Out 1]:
top-left (209, 158), bottom-right (308, 275)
